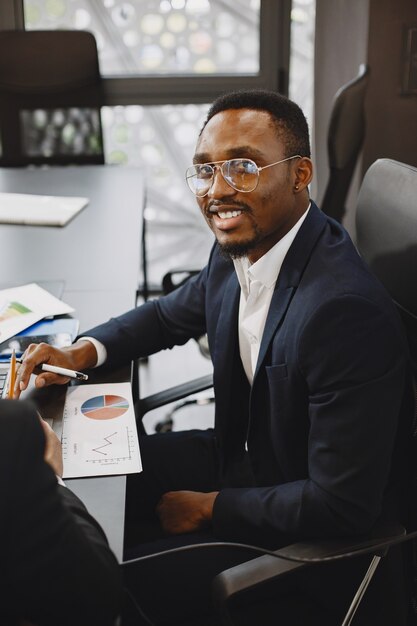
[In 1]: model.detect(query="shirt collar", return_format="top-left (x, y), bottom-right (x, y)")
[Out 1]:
top-left (233, 203), bottom-right (311, 295)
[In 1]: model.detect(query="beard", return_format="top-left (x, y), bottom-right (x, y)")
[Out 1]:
top-left (216, 227), bottom-right (262, 259)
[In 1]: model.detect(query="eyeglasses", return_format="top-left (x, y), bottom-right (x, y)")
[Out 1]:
top-left (185, 155), bottom-right (301, 197)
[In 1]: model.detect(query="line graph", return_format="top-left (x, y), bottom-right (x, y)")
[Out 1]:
top-left (92, 431), bottom-right (117, 455)
top-left (83, 426), bottom-right (136, 465)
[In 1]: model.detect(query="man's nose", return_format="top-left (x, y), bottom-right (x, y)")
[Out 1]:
top-left (208, 166), bottom-right (236, 197)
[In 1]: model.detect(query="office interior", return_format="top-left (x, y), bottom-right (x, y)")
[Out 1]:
top-left (1, 0), bottom-right (416, 287)
top-left (1, 0), bottom-right (407, 433)
top-left (1, 0), bottom-right (417, 623)
top-left (2, 1), bottom-right (416, 276)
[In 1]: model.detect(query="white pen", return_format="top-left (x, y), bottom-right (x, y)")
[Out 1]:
top-left (15, 358), bottom-right (88, 381)
top-left (39, 363), bottom-right (89, 381)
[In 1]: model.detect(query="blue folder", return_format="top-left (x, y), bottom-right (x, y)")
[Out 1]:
top-left (0, 317), bottom-right (79, 360)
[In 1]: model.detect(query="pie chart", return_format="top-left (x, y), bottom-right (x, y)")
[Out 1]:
top-left (81, 395), bottom-right (129, 420)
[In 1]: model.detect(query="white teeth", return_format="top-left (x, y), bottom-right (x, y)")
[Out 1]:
top-left (218, 210), bottom-right (242, 219)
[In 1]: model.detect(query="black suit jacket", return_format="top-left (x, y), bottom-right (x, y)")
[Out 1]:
top-left (0, 400), bottom-right (122, 626)
top-left (87, 203), bottom-right (413, 548)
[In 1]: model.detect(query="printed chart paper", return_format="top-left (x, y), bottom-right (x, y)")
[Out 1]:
top-left (0, 283), bottom-right (74, 343)
top-left (62, 382), bottom-right (142, 478)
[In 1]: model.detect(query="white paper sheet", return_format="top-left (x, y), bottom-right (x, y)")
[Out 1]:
top-left (62, 382), bottom-right (142, 478)
top-left (0, 192), bottom-right (88, 226)
top-left (0, 283), bottom-right (74, 343)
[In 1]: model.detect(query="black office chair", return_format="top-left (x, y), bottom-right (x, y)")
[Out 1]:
top-left (0, 30), bottom-right (104, 167)
top-left (211, 158), bottom-right (417, 624)
top-left (320, 64), bottom-right (370, 223)
top-left (127, 159), bottom-right (417, 625)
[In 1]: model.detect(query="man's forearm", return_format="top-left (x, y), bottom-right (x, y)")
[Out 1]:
top-left (64, 339), bottom-right (98, 370)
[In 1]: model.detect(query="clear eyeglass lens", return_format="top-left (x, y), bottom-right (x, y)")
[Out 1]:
top-left (223, 159), bottom-right (258, 192)
top-left (186, 164), bottom-right (214, 196)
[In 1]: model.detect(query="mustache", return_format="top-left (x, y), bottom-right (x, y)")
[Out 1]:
top-left (207, 199), bottom-right (253, 214)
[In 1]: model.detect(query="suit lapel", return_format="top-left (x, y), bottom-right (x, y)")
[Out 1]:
top-left (254, 285), bottom-right (295, 380)
top-left (254, 202), bottom-right (327, 381)
top-left (213, 270), bottom-right (240, 386)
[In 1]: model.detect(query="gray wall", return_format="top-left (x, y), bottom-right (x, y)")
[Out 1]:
top-left (313, 0), bottom-right (417, 240)
top-left (363, 0), bottom-right (417, 174)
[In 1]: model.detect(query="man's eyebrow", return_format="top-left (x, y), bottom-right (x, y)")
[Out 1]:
top-left (193, 152), bottom-right (210, 164)
top-left (193, 146), bottom-right (265, 164)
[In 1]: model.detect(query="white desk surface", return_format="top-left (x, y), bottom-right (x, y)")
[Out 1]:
top-left (0, 165), bottom-right (143, 298)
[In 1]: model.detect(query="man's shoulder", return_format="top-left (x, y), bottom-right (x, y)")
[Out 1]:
top-left (0, 399), bottom-right (39, 429)
top-left (0, 400), bottom-right (42, 460)
top-left (304, 207), bottom-right (378, 288)
top-left (285, 206), bottom-right (401, 330)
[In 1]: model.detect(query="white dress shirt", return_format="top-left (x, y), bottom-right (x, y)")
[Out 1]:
top-left (77, 335), bottom-right (107, 367)
top-left (233, 205), bottom-right (310, 385)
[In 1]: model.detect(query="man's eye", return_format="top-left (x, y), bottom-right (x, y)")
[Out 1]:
top-left (234, 162), bottom-right (247, 174)
top-left (231, 160), bottom-right (256, 175)
top-left (198, 165), bottom-right (213, 178)
top-left (241, 160), bottom-right (257, 174)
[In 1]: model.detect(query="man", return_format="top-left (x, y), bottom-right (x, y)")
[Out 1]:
top-left (0, 400), bottom-right (122, 626)
top-left (16, 90), bottom-right (413, 625)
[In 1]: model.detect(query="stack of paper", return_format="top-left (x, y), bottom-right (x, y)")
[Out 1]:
top-left (0, 283), bottom-right (74, 344)
top-left (0, 317), bottom-right (79, 360)
top-left (0, 192), bottom-right (88, 227)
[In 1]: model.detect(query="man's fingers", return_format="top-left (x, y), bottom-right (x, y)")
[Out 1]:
top-left (16, 343), bottom-right (46, 390)
top-left (35, 372), bottom-right (70, 388)
top-left (38, 413), bottom-right (64, 477)
top-left (15, 343), bottom-right (65, 392)
top-left (38, 413), bottom-right (51, 433)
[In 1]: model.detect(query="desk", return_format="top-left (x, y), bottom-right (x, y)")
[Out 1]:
top-left (0, 165), bottom-right (144, 560)
top-left (0, 165), bottom-right (143, 329)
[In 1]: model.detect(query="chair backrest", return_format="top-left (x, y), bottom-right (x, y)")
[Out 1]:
top-left (356, 158), bottom-right (417, 366)
top-left (0, 30), bottom-right (104, 166)
top-left (356, 158), bottom-right (417, 620)
top-left (321, 64), bottom-right (370, 223)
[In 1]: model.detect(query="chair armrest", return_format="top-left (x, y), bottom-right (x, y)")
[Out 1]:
top-left (212, 521), bottom-right (410, 609)
top-left (162, 268), bottom-right (201, 294)
top-left (136, 373), bottom-right (213, 418)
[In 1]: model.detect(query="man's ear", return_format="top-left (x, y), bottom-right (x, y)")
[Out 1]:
top-left (293, 157), bottom-right (313, 192)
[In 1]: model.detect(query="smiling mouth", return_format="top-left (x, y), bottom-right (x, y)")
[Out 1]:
top-left (216, 209), bottom-right (242, 220)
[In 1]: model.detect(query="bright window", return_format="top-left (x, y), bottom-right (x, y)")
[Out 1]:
top-left (23, 0), bottom-right (260, 76)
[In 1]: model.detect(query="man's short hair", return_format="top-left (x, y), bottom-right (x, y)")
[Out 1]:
top-left (202, 89), bottom-right (311, 159)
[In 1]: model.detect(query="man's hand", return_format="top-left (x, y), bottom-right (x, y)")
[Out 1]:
top-left (156, 490), bottom-right (219, 535)
top-left (38, 417), bottom-right (63, 478)
top-left (14, 340), bottom-right (98, 398)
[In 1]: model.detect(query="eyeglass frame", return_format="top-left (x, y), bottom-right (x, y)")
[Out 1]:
top-left (185, 154), bottom-right (302, 197)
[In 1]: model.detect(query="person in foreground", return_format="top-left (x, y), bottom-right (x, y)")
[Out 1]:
top-left (16, 90), bottom-right (413, 625)
top-left (0, 399), bottom-right (122, 626)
